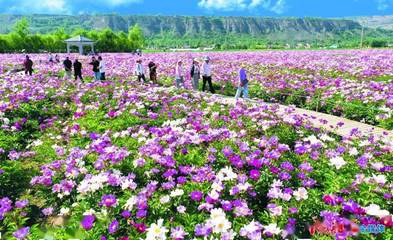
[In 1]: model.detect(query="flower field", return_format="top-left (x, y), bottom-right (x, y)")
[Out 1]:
top-left (0, 50), bottom-right (392, 240)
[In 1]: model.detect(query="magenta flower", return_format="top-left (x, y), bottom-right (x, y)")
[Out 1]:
top-left (249, 169), bottom-right (260, 181)
top-left (190, 191), bottom-right (203, 201)
top-left (81, 215), bottom-right (95, 230)
top-left (108, 219), bottom-right (119, 234)
top-left (100, 194), bottom-right (117, 207)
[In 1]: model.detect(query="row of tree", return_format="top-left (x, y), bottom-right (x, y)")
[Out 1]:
top-left (0, 18), bottom-right (145, 53)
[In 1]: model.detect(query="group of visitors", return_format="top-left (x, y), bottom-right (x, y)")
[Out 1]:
top-left (48, 53), bottom-right (60, 63)
top-left (89, 56), bottom-right (106, 80)
top-left (138, 56), bottom-right (248, 99)
top-left (62, 55), bottom-right (106, 81)
top-left (62, 57), bottom-right (83, 81)
top-left (22, 54), bottom-right (249, 100)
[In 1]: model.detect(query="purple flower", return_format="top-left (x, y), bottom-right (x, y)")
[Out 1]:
top-left (136, 209), bottom-right (147, 218)
top-left (15, 199), bottom-right (29, 209)
top-left (294, 145), bottom-right (307, 155)
top-left (108, 219), bottom-right (119, 234)
top-left (190, 191), bottom-right (203, 201)
top-left (356, 156), bottom-right (368, 169)
top-left (221, 200), bottom-right (233, 211)
top-left (289, 207), bottom-right (298, 214)
top-left (249, 169), bottom-right (260, 181)
top-left (81, 215), bottom-right (95, 230)
top-left (42, 207), bottom-right (54, 216)
top-left (279, 172), bottom-right (291, 181)
top-left (121, 210), bottom-right (131, 219)
top-left (195, 223), bottom-right (212, 237)
top-left (12, 227), bottom-right (30, 239)
top-left (222, 146), bottom-right (233, 157)
top-left (280, 161), bottom-right (295, 171)
top-left (100, 194), bottom-right (117, 208)
top-left (0, 197), bottom-right (12, 220)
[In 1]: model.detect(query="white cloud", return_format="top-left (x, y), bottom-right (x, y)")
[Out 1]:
top-left (2, 0), bottom-right (69, 14)
top-left (0, 0), bottom-right (143, 14)
top-left (375, 0), bottom-right (393, 10)
top-left (198, 0), bottom-right (288, 14)
top-left (270, 0), bottom-right (286, 14)
top-left (100, 0), bottom-right (143, 6)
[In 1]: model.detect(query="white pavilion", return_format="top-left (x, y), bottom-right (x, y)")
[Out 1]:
top-left (64, 35), bottom-right (95, 55)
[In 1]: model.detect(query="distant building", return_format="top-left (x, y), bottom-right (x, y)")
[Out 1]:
top-left (64, 35), bottom-right (95, 55)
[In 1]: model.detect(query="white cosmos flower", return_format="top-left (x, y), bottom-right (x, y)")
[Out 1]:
top-left (263, 223), bottom-right (281, 235)
top-left (269, 205), bottom-right (283, 216)
top-left (293, 187), bottom-right (308, 201)
top-left (146, 219), bottom-right (168, 240)
top-left (217, 167), bottom-right (237, 182)
top-left (365, 204), bottom-right (390, 218)
top-left (304, 135), bottom-right (323, 145)
top-left (329, 156), bottom-right (346, 169)
top-left (176, 205), bottom-right (186, 214)
top-left (83, 209), bottom-right (96, 215)
top-left (320, 134), bottom-right (334, 142)
top-left (160, 195), bottom-right (171, 204)
top-left (348, 147), bottom-right (359, 156)
top-left (373, 174), bottom-right (387, 185)
top-left (211, 181), bottom-right (224, 192)
top-left (208, 190), bottom-right (220, 200)
top-left (210, 208), bottom-right (226, 221)
top-left (59, 207), bottom-right (70, 216)
top-left (124, 196), bottom-right (137, 211)
top-left (170, 189), bottom-right (184, 197)
top-left (211, 217), bottom-right (232, 234)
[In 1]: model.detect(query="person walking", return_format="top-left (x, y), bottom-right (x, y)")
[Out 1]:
top-left (175, 60), bottom-right (185, 89)
top-left (148, 60), bottom-right (157, 84)
top-left (135, 59), bottom-right (146, 83)
top-left (23, 55), bottom-right (33, 76)
top-left (98, 56), bottom-right (106, 80)
top-left (89, 56), bottom-right (100, 80)
top-left (190, 58), bottom-right (200, 91)
top-left (48, 53), bottom-right (54, 63)
top-left (55, 54), bottom-right (60, 63)
top-left (235, 65), bottom-right (249, 100)
top-left (63, 57), bottom-right (72, 80)
top-left (73, 58), bottom-right (83, 81)
top-left (202, 56), bottom-right (215, 93)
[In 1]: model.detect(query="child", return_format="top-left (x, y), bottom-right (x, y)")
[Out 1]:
top-left (175, 60), bottom-right (185, 88)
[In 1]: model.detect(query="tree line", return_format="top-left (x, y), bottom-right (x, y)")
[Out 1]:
top-left (0, 18), bottom-right (145, 53)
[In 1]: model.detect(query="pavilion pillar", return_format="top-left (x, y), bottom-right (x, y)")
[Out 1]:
top-left (78, 44), bottom-right (83, 55)
top-left (91, 43), bottom-right (95, 54)
top-left (66, 43), bottom-right (70, 54)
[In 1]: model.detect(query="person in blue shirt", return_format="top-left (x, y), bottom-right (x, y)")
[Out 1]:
top-left (235, 65), bottom-right (249, 100)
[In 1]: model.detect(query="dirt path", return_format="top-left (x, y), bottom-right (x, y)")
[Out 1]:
top-left (209, 93), bottom-right (393, 141)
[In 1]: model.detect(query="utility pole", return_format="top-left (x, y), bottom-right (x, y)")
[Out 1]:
top-left (360, 25), bottom-right (365, 48)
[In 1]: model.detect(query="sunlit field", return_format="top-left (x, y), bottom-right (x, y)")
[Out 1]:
top-left (0, 50), bottom-right (392, 239)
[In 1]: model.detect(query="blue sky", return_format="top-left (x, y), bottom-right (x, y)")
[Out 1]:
top-left (0, 0), bottom-right (392, 17)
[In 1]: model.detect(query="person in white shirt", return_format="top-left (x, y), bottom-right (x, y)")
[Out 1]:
top-left (175, 60), bottom-right (185, 89)
top-left (98, 56), bottom-right (106, 80)
top-left (135, 59), bottom-right (146, 83)
top-left (202, 56), bottom-right (215, 93)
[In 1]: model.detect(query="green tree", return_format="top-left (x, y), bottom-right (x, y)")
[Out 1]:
top-left (128, 24), bottom-right (144, 50)
top-left (14, 18), bottom-right (30, 39)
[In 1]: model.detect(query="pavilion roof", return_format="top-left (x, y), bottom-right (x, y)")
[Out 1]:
top-left (64, 35), bottom-right (94, 43)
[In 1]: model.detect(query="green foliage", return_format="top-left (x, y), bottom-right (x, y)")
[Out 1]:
top-left (370, 39), bottom-right (388, 48)
top-left (0, 160), bottom-right (36, 200)
top-left (0, 19), bottom-right (145, 53)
